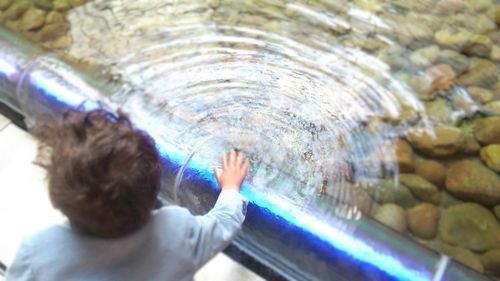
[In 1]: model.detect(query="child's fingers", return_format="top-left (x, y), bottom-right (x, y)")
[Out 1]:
top-left (229, 149), bottom-right (237, 167)
top-left (213, 166), bottom-right (222, 185)
top-left (222, 152), bottom-right (228, 169)
top-left (242, 159), bottom-right (250, 175)
top-left (236, 152), bottom-right (245, 166)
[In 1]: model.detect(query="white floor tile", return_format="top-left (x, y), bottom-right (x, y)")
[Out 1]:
top-left (195, 253), bottom-right (264, 281)
top-left (0, 115), bottom-right (9, 132)
top-left (0, 125), bottom-right (63, 266)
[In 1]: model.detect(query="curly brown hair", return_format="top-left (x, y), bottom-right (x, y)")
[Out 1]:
top-left (32, 108), bottom-right (162, 238)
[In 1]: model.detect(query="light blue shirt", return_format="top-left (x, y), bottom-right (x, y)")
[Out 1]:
top-left (6, 190), bottom-right (248, 281)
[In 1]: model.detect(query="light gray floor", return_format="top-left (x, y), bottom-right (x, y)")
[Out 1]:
top-left (0, 114), bottom-right (263, 281)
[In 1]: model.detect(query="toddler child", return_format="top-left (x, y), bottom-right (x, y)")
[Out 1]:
top-left (6, 108), bottom-right (250, 281)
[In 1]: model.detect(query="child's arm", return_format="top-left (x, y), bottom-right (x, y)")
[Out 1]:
top-left (186, 150), bottom-right (250, 268)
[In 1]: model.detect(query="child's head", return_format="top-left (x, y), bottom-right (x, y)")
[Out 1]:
top-left (32, 108), bottom-right (162, 237)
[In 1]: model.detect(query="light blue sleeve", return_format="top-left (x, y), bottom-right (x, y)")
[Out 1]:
top-left (187, 190), bottom-right (248, 268)
top-left (5, 240), bottom-right (36, 281)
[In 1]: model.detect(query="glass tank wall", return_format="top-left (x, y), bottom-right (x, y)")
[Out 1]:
top-left (0, 0), bottom-right (499, 280)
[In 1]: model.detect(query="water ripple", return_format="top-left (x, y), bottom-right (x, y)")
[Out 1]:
top-left (66, 0), bottom-right (436, 218)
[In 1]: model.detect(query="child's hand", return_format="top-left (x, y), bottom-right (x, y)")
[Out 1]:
top-left (213, 150), bottom-right (250, 193)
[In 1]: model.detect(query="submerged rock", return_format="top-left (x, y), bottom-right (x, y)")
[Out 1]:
top-left (480, 145), bottom-right (500, 172)
top-left (464, 0), bottom-right (492, 12)
top-left (415, 160), bottom-right (446, 188)
top-left (0, 0), bottom-right (12, 11)
top-left (53, 0), bottom-right (72, 12)
top-left (439, 203), bottom-right (499, 252)
top-left (4, 19), bottom-right (19, 31)
top-left (20, 8), bottom-right (46, 31)
top-left (407, 203), bottom-right (440, 239)
top-left (408, 64), bottom-right (456, 101)
top-left (446, 160), bottom-right (500, 206)
top-left (461, 35), bottom-right (492, 58)
top-left (34, 0), bottom-right (53, 11)
top-left (374, 203), bottom-right (407, 233)
top-left (435, 28), bottom-right (470, 50)
top-left (45, 11), bottom-right (64, 24)
top-left (450, 92), bottom-right (477, 119)
top-left (397, 22), bottom-right (433, 47)
top-left (349, 187), bottom-right (376, 215)
top-left (468, 87), bottom-right (494, 104)
top-left (422, 241), bottom-right (484, 272)
top-left (408, 75), bottom-right (436, 101)
top-left (0, 13), bottom-right (5, 25)
top-left (367, 179), bottom-right (416, 208)
top-left (410, 45), bottom-right (440, 68)
top-left (463, 135), bottom-right (481, 155)
top-left (322, 0), bottom-right (348, 14)
top-left (70, 0), bottom-right (87, 8)
top-left (424, 98), bottom-right (456, 126)
top-left (379, 49), bottom-right (409, 71)
top-left (425, 64), bottom-right (456, 91)
top-left (37, 22), bottom-right (69, 42)
top-left (440, 191), bottom-right (464, 208)
top-left (406, 13), bottom-right (441, 32)
top-left (495, 6), bottom-right (500, 25)
top-left (484, 101), bottom-right (500, 115)
top-left (50, 34), bottom-right (72, 49)
top-left (464, 14), bottom-right (496, 34)
top-left (384, 106), bottom-right (420, 125)
top-left (436, 49), bottom-right (469, 75)
top-left (400, 174), bottom-right (441, 204)
top-left (459, 58), bottom-right (498, 88)
top-left (460, 117), bottom-right (478, 135)
top-left (481, 249), bottom-right (500, 277)
top-left (407, 127), bottom-right (465, 157)
top-left (5, 0), bottom-right (30, 21)
top-left (491, 46), bottom-right (500, 63)
top-left (208, 0), bottom-right (220, 9)
top-left (436, 28), bottom-right (491, 57)
top-left (396, 0), bottom-right (434, 12)
top-left (475, 117), bottom-right (500, 145)
top-left (434, 0), bottom-right (465, 15)
top-left (491, 31), bottom-right (500, 45)
top-left (378, 139), bottom-right (415, 173)
top-left (353, 0), bottom-right (383, 12)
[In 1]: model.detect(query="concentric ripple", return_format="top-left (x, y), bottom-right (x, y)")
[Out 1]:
top-left (65, 0), bottom-right (433, 219)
